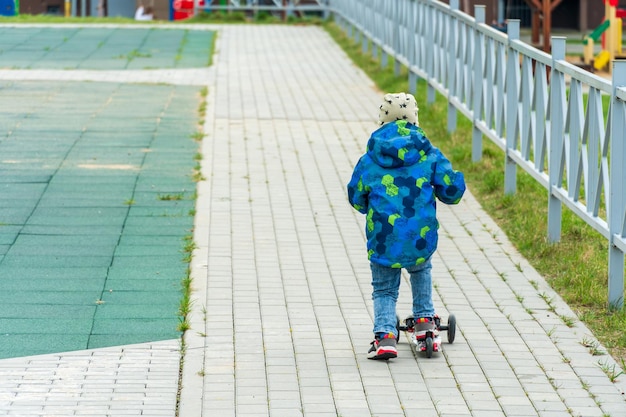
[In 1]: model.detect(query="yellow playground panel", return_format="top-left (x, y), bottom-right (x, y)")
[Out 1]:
top-left (583, 0), bottom-right (625, 72)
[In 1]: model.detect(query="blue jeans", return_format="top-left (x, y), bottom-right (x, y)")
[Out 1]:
top-left (370, 259), bottom-right (435, 338)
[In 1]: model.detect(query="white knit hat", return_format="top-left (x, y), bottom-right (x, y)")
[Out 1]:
top-left (378, 92), bottom-right (419, 126)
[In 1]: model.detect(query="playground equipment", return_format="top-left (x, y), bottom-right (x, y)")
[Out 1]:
top-left (173, 0), bottom-right (206, 20)
top-left (583, 0), bottom-right (625, 72)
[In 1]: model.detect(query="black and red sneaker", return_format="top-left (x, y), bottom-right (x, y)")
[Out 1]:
top-left (367, 332), bottom-right (398, 360)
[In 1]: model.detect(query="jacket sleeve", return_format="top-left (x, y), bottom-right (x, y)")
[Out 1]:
top-left (432, 149), bottom-right (466, 205)
top-left (347, 158), bottom-right (369, 214)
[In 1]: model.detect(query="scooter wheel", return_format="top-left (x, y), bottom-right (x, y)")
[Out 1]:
top-left (447, 314), bottom-right (456, 344)
top-left (425, 336), bottom-right (433, 358)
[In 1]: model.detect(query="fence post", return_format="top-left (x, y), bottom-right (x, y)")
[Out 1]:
top-left (548, 37), bottom-right (567, 243)
top-left (393, 0), bottom-right (401, 76)
top-left (381, 1), bottom-right (389, 70)
top-left (608, 60), bottom-right (626, 309)
top-left (504, 20), bottom-right (520, 195)
top-left (361, 0), bottom-right (369, 56)
top-left (472, 5), bottom-right (485, 162)
top-left (361, 29), bottom-right (369, 55)
top-left (408, 1), bottom-right (418, 96)
top-left (426, 2), bottom-right (435, 104)
top-left (447, 0), bottom-right (459, 133)
top-left (371, 0), bottom-right (380, 61)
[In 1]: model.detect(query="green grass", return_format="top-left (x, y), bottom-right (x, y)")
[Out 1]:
top-left (324, 21), bottom-right (626, 367)
top-left (158, 193), bottom-right (185, 201)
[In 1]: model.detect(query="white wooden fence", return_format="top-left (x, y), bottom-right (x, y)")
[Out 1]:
top-left (329, 0), bottom-right (626, 308)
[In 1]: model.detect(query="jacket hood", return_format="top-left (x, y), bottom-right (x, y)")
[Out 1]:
top-left (366, 121), bottom-right (432, 168)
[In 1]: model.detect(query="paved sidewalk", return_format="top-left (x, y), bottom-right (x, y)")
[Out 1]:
top-left (1, 22), bottom-right (626, 417)
top-left (180, 24), bottom-right (626, 417)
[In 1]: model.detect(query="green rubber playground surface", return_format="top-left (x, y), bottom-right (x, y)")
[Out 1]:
top-left (0, 80), bottom-right (201, 358)
top-left (0, 27), bottom-right (214, 69)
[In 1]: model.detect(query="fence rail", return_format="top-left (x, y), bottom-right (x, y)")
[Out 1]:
top-left (328, 0), bottom-right (626, 308)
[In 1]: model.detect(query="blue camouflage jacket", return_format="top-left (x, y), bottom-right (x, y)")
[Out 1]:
top-left (347, 120), bottom-right (466, 268)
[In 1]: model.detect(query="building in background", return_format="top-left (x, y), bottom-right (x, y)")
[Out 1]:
top-left (19, 0), bottom-right (91, 16)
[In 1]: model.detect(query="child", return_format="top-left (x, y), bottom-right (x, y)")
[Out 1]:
top-left (347, 92), bottom-right (466, 360)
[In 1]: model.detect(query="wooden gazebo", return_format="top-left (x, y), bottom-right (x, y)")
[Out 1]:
top-left (524, 0), bottom-right (562, 51)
